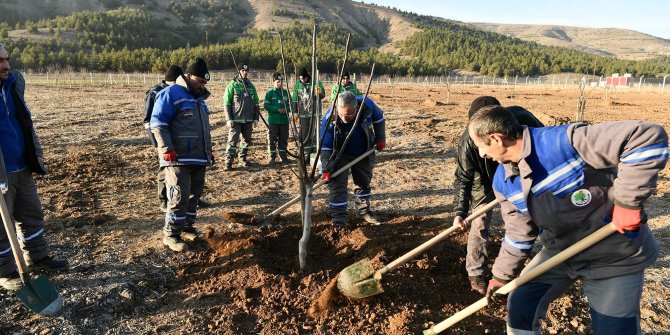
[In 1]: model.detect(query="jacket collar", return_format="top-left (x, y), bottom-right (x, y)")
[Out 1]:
top-left (176, 75), bottom-right (210, 100)
top-left (503, 126), bottom-right (532, 180)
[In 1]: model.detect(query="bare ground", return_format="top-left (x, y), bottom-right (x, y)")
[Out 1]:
top-left (1, 80), bottom-right (669, 334)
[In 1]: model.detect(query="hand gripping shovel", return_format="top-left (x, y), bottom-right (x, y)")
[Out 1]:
top-left (337, 199), bottom-right (500, 299)
top-left (0, 182), bottom-right (62, 316)
top-left (422, 222), bottom-right (618, 335)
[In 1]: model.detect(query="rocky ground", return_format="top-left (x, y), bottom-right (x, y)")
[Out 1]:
top-left (1, 79), bottom-right (669, 334)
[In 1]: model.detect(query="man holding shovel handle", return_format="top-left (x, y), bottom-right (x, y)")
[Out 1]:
top-left (465, 105), bottom-right (668, 335)
top-left (1, 43), bottom-right (68, 293)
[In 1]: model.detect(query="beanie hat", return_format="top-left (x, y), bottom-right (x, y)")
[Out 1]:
top-left (342, 71), bottom-right (350, 79)
top-left (468, 96), bottom-right (501, 119)
top-left (186, 58), bottom-right (210, 81)
top-left (164, 65), bottom-right (183, 81)
top-left (272, 72), bottom-right (283, 81)
top-left (299, 67), bottom-right (310, 78)
top-left (241, 64), bottom-right (250, 71)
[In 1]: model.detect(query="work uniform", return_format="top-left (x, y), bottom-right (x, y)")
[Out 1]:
top-left (491, 122), bottom-right (668, 335)
top-left (293, 79), bottom-right (325, 155)
top-left (0, 70), bottom-right (50, 276)
top-left (263, 86), bottom-right (292, 162)
top-left (223, 77), bottom-right (259, 166)
top-left (150, 76), bottom-right (213, 238)
top-left (319, 96), bottom-right (386, 224)
top-left (453, 106), bottom-right (543, 278)
top-left (330, 81), bottom-right (362, 101)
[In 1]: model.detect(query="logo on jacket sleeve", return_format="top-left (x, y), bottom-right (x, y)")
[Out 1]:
top-left (570, 189), bottom-right (592, 207)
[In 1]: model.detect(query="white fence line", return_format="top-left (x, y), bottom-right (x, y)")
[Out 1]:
top-left (21, 71), bottom-right (669, 93)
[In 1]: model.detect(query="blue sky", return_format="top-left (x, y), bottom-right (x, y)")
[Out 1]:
top-left (356, 0), bottom-right (670, 39)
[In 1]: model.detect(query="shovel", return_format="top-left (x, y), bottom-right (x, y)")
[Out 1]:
top-left (0, 181), bottom-right (62, 316)
top-left (337, 199), bottom-right (500, 299)
top-left (422, 222), bottom-right (618, 334)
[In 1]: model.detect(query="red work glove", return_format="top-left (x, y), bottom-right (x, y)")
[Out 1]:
top-left (322, 171), bottom-right (332, 183)
top-left (486, 277), bottom-right (508, 305)
top-left (209, 152), bottom-right (215, 166)
top-left (163, 150), bottom-right (177, 162)
top-left (612, 205), bottom-right (642, 234)
top-left (376, 141), bottom-right (386, 150)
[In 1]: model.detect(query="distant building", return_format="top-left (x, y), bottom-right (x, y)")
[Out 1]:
top-left (606, 73), bottom-right (634, 87)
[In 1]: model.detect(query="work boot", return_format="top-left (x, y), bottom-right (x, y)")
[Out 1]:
top-left (267, 157), bottom-right (277, 165)
top-left (469, 275), bottom-right (487, 295)
top-left (28, 256), bottom-right (69, 272)
top-left (163, 236), bottom-right (188, 252)
top-left (223, 164), bottom-right (233, 171)
top-left (360, 213), bottom-right (381, 225)
top-left (0, 271), bottom-right (22, 291)
top-left (280, 156), bottom-right (291, 164)
top-left (181, 227), bottom-right (202, 242)
top-left (197, 199), bottom-right (212, 208)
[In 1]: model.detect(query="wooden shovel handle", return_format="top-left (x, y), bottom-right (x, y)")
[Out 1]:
top-left (376, 199), bottom-right (500, 277)
top-left (267, 147), bottom-right (377, 217)
top-left (423, 223), bottom-right (618, 335)
top-left (0, 191), bottom-right (29, 275)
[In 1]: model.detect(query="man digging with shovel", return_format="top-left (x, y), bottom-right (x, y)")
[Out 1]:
top-left (469, 105), bottom-right (668, 335)
top-left (0, 43), bottom-right (68, 292)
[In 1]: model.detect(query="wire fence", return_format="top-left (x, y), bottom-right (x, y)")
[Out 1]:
top-left (21, 70), bottom-right (670, 93)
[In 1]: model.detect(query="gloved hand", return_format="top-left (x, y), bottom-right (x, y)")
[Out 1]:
top-left (227, 120), bottom-right (234, 127)
top-left (278, 108), bottom-right (287, 114)
top-left (376, 141), bottom-right (386, 150)
top-left (254, 120), bottom-right (259, 128)
top-left (209, 152), bottom-right (215, 166)
top-left (612, 205), bottom-right (642, 234)
top-left (453, 215), bottom-right (467, 231)
top-left (163, 150), bottom-right (177, 162)
top-left (293, 114), bottom-right (299, 123)
top-left (322, 171), bottom-right (331, 183)
top-left (486, 277), bottom-right (508, 305)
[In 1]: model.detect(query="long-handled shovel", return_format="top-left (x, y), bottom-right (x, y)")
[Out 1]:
top-left (422, 222), bottom-right (618, 335)
top-left (0, 182), bottom-right (62, 316)
top-left (266, 146), bottom-right (377, 218)
top-left (337, 199), bottom-right (500, 299)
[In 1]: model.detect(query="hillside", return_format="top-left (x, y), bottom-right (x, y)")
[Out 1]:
top-left (1, 0), bottom-right (669, 77)
top-left (471, 23), bottom-right (670, 60)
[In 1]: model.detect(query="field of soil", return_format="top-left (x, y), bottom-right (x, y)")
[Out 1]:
top-left (1, 79), bottom-right (669, 335)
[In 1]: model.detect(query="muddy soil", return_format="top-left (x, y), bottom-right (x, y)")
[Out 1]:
top-left (1, 80), bottom-right (669, 334)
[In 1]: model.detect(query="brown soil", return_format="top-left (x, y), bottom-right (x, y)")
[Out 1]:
top-left (1, 81), bottom-right (669, 334)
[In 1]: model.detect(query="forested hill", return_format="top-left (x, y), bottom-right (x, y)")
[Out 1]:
top-left (0, 0), bottom-right (669, 77)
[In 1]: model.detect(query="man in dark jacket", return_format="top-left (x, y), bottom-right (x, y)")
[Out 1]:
top-left (0, 43), bottom-right (68, 291)
top-left (320, 91), bottom-right (386, 226)
top-left (452, 96), bottom-right (544, 294)
top-left (150, 58), bottom-right (213, 252)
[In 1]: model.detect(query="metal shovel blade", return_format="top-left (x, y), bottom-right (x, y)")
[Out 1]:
top-left (336, 258), bottom-right (384, 299)
top-left (15, 274), bottom-right (63, 316)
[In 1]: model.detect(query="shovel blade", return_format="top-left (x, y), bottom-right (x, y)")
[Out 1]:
top-left (337, 258), bottom-right (384, 299)
top-left (15, 274), bottom-right (62, 316)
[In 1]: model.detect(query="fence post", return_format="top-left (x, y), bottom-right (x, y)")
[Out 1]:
top-left (663, 75), bottom-right (668, 93)
top-left (638, 75), bottom-right (645, 92)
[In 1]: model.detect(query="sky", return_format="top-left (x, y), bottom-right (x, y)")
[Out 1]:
top-left (355, 0), bottom-right (670, 39)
